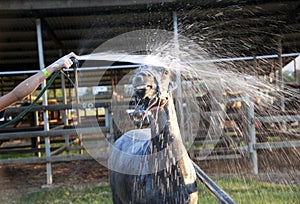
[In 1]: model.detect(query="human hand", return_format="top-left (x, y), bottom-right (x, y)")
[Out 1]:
top-left (49, 52), bottom-right (78, 70)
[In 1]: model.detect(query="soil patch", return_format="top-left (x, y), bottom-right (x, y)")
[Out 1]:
top-left (0, 148), bottom-right (299, 203)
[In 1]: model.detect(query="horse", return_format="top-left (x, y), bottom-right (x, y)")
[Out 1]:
top-left (108, 65), bottom-right (198, 204)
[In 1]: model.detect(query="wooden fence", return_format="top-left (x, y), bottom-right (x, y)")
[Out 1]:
top-left (0, 95), bottom-right (300, 184)
top-left (188, 95), bottom-right (300, 174)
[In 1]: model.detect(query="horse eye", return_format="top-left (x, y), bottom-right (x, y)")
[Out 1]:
top-left (164, 70), bottom-right (169, 75)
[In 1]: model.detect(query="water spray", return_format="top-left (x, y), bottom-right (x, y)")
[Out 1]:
top-left (77, 53), bottom-right (167, 67)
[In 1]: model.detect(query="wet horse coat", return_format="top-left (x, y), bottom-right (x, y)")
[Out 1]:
top-left (109, 66), bottom-right (198, 203)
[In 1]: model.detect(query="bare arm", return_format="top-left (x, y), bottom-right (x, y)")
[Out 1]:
top-left (0, 52), bottom-right (77, 112)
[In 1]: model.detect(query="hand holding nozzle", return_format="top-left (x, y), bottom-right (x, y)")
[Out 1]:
top-left (48, 52), bottom-right (78, 71)
top-left (0, 52), bottom-right (79, 112)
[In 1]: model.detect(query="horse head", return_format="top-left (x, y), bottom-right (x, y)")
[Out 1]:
top-left (131, 65), bottom-right (174, 127)
top-left (133, 65), bottom-right (173, 102)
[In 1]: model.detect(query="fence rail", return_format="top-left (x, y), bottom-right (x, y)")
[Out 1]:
top-left (0, 127), bottom-right (109, 140)
top-left (1, 96), bottom-right (300, 179)
top-left (0, 154), bottom-right (95, 165)
top-left (191, 95), bottom-right (300, 175)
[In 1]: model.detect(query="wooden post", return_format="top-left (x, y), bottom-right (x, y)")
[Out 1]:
top-left (74, 67), bottom-right (83, 154)
top-left (33, 111), bottom-right (41, 157)
top-left (105, 107), bottom-right (110, 129)
top-left (253, 55), bottom-right (257, 77)
top-left (173, 11), bottom-right (186, 144)
top-left (278, 39), bottom-right (286, 131)
top-left (256, 59), bottom-right (260, 78)
top-left (61, 72), bottom-right (70, 154)
top-left (36, 18), bottom-right (52, 186)
top-left (246, 95), bottom-right (258, 175)
top-left (294, 59), bottom-right (298, 85)
top-left (186, 98), bottom-right (195, 159)
top-left (105, 107), bottom-right (113, 141)
top-left (269, 60), bottom-right (274, 83)
top-left (273, 59), bottom-right (278, 86)
top-left (278, 39), bottom-right (284, 90)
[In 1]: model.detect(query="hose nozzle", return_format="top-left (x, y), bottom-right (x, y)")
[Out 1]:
top-left (70, 57), bottom-right (79, 69)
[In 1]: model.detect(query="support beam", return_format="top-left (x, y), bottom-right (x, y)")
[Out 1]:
top-left (278, 38), bottom-right (286, 131)
top-left (36, 18), bottom-right (53, 186)
top-left (246, 96), bottom-right (258, 175)
top-left (173, 11), bottom-right (185, 144)
top-left (0, 0), bottom-right (177, 10)
top-left (73, 67), bottom-right (83, 155)
top-left (61, 72), bottom-right (70, 154)
top-left (294, 58), bottom-right (298, 85)
top-left (278, 39), bottom-right (284, 90)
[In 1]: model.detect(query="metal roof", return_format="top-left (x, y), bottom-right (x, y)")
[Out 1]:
top-left (0, 0), bottom-right (299, 72)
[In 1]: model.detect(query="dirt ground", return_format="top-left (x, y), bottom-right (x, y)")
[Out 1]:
top-left (0, 160), bottom-right (108, 203)
top-left (0, 149), bottom-right (299, 203)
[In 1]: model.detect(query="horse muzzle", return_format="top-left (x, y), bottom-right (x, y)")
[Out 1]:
top-left (135, 87), bottom-right (147, 99)
top-left (134, 84), bottom-right (154, 100)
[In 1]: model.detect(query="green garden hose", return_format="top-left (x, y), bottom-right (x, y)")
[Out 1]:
top-left (0, 70), bottom-right (60, 129)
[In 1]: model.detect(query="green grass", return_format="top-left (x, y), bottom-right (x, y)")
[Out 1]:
top-left (198, 177), bottom-right (300, 204)
top-left (18, 184), bottom-right (112, 204)
top-left (0, 152), bottom-right (35, 159)
top-left (17, 177), bottom-right (300, 204)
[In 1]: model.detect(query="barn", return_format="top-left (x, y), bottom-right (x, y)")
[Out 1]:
top-left (0, 0), bottom-right (299, 203)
